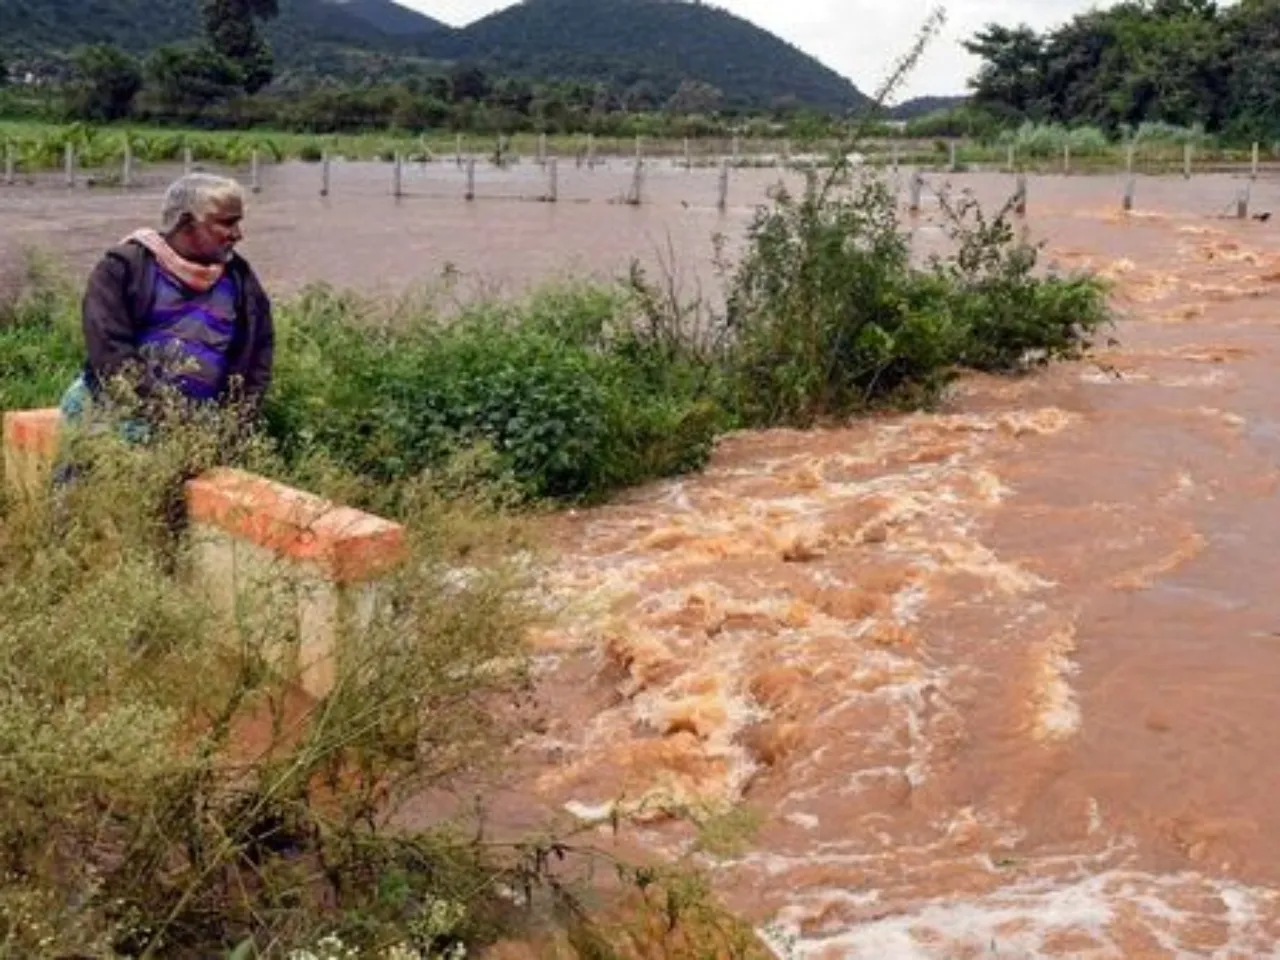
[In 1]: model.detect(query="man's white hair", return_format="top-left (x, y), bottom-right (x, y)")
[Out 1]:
top-left (160, 172), bottom-right (245, 232)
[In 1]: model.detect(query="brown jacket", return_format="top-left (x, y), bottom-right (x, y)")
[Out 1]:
top-left (80, 240), bottom-right (275, 413)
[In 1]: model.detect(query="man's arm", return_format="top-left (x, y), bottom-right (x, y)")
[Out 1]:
top-left (239, 270), bottom-right (275, 412)
top-left (81, 252), bottom-right (149, 396)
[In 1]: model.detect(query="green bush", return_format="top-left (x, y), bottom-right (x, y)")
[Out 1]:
top-left (714, 168), bottom-right (1110, 425)
top-left (265, 283), bottom-right (720, 504)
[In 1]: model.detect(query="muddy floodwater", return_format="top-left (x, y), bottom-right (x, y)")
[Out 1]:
top-left (10, 163), bottom-right (1280, 957)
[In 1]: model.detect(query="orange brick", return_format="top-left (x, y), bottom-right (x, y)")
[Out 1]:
top-left (2, 408), bottom-right (61, 457)
top-left (185, 467), bottom-right (407, 583)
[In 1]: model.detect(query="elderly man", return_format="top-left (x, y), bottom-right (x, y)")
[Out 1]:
top-left (61, 171), bottom-right (274, 435)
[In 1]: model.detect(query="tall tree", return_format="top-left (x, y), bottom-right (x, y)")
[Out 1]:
top-left (68, 44), bottom-right (143, 121)
top-left (202, 0), bottom-right (279, 94)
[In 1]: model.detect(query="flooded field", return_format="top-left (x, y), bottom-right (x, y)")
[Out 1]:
top-left (9, 162), bottom-right (1280, 957)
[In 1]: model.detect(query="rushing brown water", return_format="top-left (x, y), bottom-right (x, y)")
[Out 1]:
top-left (514, 186), bottom-right (1280, 957)
top-left (9, 162), bottom-right (1280, 957)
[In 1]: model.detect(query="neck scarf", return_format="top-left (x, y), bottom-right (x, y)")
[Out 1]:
top-left (122, 228), bottom-right (226, 293)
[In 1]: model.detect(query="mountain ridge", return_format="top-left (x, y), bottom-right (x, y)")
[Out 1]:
top-left (4, 0), bottom-right (868, 112)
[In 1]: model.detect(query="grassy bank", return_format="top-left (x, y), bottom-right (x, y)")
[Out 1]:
top-left (0, 166), bottom-right (1112, 955)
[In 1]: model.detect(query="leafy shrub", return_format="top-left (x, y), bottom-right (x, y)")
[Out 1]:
top-left (713, 167), bottom-right (1111, 426)
top-left (266, 283), bottom-right (720, 504)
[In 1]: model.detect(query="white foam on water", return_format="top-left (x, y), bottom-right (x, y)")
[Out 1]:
top-left (760, 870), bottom-right (1280, 960)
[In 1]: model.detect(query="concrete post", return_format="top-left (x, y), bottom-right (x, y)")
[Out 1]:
top-left (548, 157), bottom-right (558, 203)
top-left (1063, 143), bottom-right (1070, 175)
top-left (122, 138), bottom-right (132, 188)
top-left (184, 145), bottom-right (193, 175)
top-left (909, 171), bottom-right (923, 213)
top-left (718, 159), bottom-right (730, 211)
top-left (1014, 174), bottom-right (1027, 216)
top-left (949, 141), bottom-right (958, 173)
top-left (1238, 183), bottom-right (1250, 220)
top-left (393, 152), bottom-right (403, 198)
top-left (1252, 142), bottom-right (1260, 181)
top-left (1123, 176), bottom-right (1135, 212)
top-left (634, 134), bottom-right (642, 160)
top-left (250, 150), bottom-right (261, 194)
top-left (1126, 142), bottom-right (1135, 176)
top-left (629, 157), bottom-right (644, 205)
top-left (1183, 142), bottom-right (1192, 180)
top-left (64, 143), bottom-right (75, 188)
top-left (465, 157), bottom-right (476, 201)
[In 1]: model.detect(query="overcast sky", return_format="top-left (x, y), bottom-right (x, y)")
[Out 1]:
top-left (399, 0), bottom-right (1112, 100)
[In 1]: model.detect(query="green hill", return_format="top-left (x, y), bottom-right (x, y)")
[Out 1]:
top-left (6, 0), bottom-right (866, 113)
top-left (421, 0), bottom-right (866, 112)
top-left (0, 0), bottom-right (445, 62)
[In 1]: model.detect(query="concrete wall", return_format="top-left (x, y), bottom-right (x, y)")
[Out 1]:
top-left (2, 409), bottom-right (407, 699)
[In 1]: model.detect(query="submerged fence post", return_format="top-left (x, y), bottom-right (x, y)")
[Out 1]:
top-left (1063, 143), bottom-right (1071, 175)
top-left (1183, 142), bottom-right (1193, 180)
top-left (320, 150), bottom-right (330, 197)
top-left (1014, 173), bottom-right (1027, 216)
top-left (1238, 183), bottom-right (1251, 220)
top-left (909, 170), bottom-right (923, 213)
top-left (250, 150), bottom-right (261, 193)
top-left (455, 133), bottom-right (463, 169)
top-left (684, 137), bottom-right (691, 170)
top-left (393, 152), bottom-right (403, 198)
top-left (548, 157), bottom-right (558, 202)
top-left (1252, 142), bottom-right (1260, 180)
top-left (183, 145), bottom-right (193, 175)
top-left (64, 143), bottom-right (75, 188)
top-left (4, 141), bottom-right (15, 186)
top-left (1123, 176), bottom-right (1135, 212)
top-left (122, 138), bottom-right (133, 188)
top-left (718, 158), bottom-right (730, 211)
top-left (628, 157), bottom-right (644, 205)
top-left (465, 157), bottom-right (476, 201)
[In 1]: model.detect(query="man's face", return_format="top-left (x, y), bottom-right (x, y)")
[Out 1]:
top-left (185, 197), bottom-right (244, 263)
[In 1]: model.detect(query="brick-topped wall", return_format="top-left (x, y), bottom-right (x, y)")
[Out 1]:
top-left (2, 409), bottom-right (408, 698)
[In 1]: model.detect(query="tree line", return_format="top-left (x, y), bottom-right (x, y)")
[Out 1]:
top-left (964, 0), bottom-right (1280, 141)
